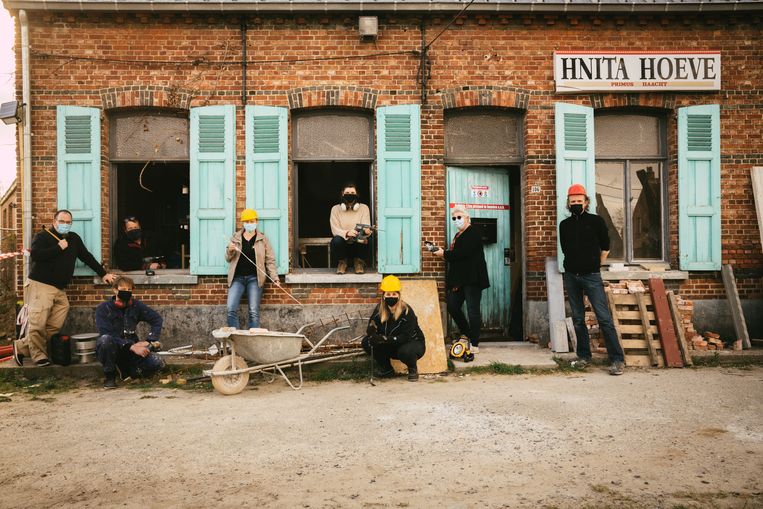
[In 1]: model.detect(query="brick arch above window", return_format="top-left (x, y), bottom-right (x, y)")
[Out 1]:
top-left (439, 86), bottom-right (531, 110)
top-left (589, 93), bottom-right (676, 110)
top-left (100, 86), bottom-right (193, 111)
top-left (287, 86), bottom-right (378, 110)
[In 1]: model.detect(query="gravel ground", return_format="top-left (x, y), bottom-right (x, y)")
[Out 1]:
top-left (1, 366), bottom-right (761, 509)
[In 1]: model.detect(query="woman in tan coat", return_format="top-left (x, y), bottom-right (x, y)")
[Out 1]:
top-left (225, 209), bottom-right (279, 329)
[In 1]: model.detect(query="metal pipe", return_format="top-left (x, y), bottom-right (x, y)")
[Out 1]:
top-left (241, 19), bottom-right (247, 105)
top-left (20, 10), bottom-right (32, 286)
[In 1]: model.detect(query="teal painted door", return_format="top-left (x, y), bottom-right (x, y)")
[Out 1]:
top-left (447, 167), bottom-right (511, 334)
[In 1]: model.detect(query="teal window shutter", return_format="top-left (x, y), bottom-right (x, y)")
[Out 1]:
top-left (678, 104), bottom-right (721, 271)
top-left (376, 104), bottom-right (421, 273)
top-left (554, 102), bottom-right (596, 272)
top-left (56, 106), bottom-right (101, 275)
top-left (245, 105), bottom-right (288, 275)
top-left (190, 105), bottom-right (236, 275)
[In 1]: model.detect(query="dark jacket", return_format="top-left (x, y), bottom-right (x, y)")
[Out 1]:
top-left (366, 304), bottom-right (425, 346)
top-left (95, 297), bottom-right (163, 352)
top-left (444, 225), bottom-right (490, 290)
top-left (113, 237), bottom-right (144, 271)
top-left (29, 227), bottom-right (106, 289)
top-left (559, 211), bottom-right (610, 274)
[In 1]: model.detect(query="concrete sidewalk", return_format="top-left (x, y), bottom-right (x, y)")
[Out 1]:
top-left (450, 341), bottom-right (558, 371)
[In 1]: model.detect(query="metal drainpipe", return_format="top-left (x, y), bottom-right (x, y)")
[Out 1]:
top-left (20, 10), bottom-right (32, 284)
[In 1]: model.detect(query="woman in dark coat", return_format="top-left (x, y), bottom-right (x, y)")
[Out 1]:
top-left (433, 207), bottom-right (490, 352)
top-left (361, 275), bottom-right (426, 381)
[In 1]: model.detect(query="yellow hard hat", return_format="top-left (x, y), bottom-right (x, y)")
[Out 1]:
top-left (240, 209), bottom-right (258, 222)
top-left (379, 275), bottom-right (402, 292)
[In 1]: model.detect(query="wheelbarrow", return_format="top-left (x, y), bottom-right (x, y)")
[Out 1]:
top-left (204, 322), bottom-right (363, 395)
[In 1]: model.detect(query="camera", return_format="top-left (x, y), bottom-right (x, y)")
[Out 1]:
top-left (424, 241), bottom-right (438, 253)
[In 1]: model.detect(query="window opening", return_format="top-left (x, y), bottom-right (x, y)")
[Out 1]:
top-left (114, 162), bottom-right (190, 271)
top-left (296, 161), bottom-right (372, 269)
top-left (594, 113), bottom-right (666, 263)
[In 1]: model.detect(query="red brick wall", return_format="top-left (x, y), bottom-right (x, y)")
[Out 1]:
top-left (11, 11), bottom-right (763, 311)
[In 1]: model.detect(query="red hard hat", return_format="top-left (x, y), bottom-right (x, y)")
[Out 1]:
top-left (567, 184), bottom-right (587, 196)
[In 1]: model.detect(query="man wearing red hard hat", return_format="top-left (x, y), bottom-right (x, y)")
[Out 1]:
top-left (559, 184), bottom-right (625, 375)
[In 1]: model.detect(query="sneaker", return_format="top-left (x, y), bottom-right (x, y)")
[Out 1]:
top-left (609, 361), bottom-right (624, 376)
top-left (571, 358), bottom-right (590, 368)
top-left (35, 358), bottom-right (51, 367)
top-left (12, 341), bottom-right (23, 366)
top-left (336, 259), bottom-right (347, 275)
top-left (353, 258), bottom-right (365, 274)
top-left (103, 376), bottom-right (117, 389)
top-left (470, 345), bottom-right (479, 354)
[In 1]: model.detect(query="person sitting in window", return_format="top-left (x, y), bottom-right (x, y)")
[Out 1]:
top-left (329, 183), bottom-right (373, 275)
top-left (113, 216), bottom-right (166, 272)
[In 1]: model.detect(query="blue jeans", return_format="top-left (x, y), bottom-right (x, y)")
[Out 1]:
top-left (446, 285), bottom-right (483, 346)
top-left (96, 334), bottom-right (165, 378)
top-left (563, 272), bottom-right (625, 363)
top-left (227, 275), bottom-right (264, 328)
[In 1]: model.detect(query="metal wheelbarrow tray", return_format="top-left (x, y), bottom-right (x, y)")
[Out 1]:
top-left (204, 323), bottom-right (363, 395)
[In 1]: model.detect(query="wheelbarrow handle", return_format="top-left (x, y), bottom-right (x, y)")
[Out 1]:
top-left (308, 325), bottom-right (351, 354)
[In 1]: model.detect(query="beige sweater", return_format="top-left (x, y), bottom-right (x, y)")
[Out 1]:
top-left (329, 203), bottom-right (371, 238)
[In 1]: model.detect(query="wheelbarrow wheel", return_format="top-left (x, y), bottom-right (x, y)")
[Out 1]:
top-left (211, 355), bottom-right (249, 395)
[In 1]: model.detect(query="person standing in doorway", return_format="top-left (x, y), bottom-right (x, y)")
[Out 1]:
top-left (225, 209), bottom-right (280, 329)
top-left (329, 183), bottom-right (373, 275)
top-left (559, 184), bottom-right (625, 376)
top-left (432, 207), bottom-right (490, 353)
top-left (113, 216), bottom-right (165, 271)
top-left (12, 209), bottom-right (116, 366)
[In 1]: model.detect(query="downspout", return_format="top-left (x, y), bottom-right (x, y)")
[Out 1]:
top-left (20, 10), bottom-right (32, 284)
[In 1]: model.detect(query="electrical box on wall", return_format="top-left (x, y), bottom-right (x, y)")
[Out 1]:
top-left (471, 217), bottom-right (498, 244)
top-left (359, 16), bottom-right (378, 40)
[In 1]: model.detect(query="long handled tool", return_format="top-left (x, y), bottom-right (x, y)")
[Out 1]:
top-left (224, 234), bottom-right (304, 307)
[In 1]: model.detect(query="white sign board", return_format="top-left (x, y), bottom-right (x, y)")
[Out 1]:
top-left (554, 51), bottom-right (721, 93)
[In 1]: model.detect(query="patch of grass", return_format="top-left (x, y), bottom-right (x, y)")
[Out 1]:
top-left (553, 357), bottom-right (588, 372)
top-left (463, 362), bottom-right (526, 375)
top-left (0, 372), bottom-right (78, 395)
top-left (305, 359), bottom-right (372, 382)
top-left (692, 353), bottom-right (721, 367)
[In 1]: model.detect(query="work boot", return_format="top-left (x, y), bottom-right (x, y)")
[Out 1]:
top-left (336, 259), bottom-right (347, 275)
top-left (354, 258), bottom-right (365, 274)
top-left (609, 361), bottom-right (624, 376)
top-left (12, 340), bottom-right (23, 366)
top-left (407, 368), bottom-right (419, 382)
top-left (103, 375), bottom-right (117, 389)
top-left (571, 358), bottom-right (589, 369)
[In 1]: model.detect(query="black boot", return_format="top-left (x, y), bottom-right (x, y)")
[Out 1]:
top-left (407, 367), bottom-right (419, 382)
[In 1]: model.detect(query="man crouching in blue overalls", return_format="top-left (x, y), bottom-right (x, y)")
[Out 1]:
top-left (95, 276), bottom-right (165, 389)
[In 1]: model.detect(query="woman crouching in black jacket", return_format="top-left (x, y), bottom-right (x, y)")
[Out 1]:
top-left (361, 275), bottom-right (426, 382)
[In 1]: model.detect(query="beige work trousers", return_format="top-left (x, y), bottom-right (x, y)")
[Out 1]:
top-left (16, 279), bottom-right (70, 362)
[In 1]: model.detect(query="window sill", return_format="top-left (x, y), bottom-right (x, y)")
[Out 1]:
top-left (285, 268), bottom-right (383, 284)
top-left (601, 269), bottom-right (688, 280)
top-left (93, 270), bottom-right (198, 285)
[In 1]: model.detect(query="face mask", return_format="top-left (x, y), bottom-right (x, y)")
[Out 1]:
top-left (243, 222), bottom-right (257, 233)
top-left (570, 204), bottom-right (584, 216)
top-left (454, 218), bottom-right (465, 230)
top-left (55, 223), bottom-right (72, 235)
top-left (384, 297), bottom-right (399, 308)
top-left (342, 194), bottom-right (357, 203)
top-left (117, 290), bottom-right (132, 303)
top-left (126, 229), bottom-right (141, 242)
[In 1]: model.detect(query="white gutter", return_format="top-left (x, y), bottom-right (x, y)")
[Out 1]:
top-left (20, 9), bottom-right (32, 283)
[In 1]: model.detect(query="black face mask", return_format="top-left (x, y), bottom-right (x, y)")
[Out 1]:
top-left (126, 229), bottom-right (141, 242)
top-left (342, 194), bottom-right (357, 204)
top-left (570, 204), bottom-right (584, 216)
top-left (384, 297), bottom-right (399, 308)
top-left (117, 290), bottom-right (133, 303)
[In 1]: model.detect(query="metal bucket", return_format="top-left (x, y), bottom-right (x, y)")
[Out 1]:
top-left (72, 333), bottom-right (99, 364)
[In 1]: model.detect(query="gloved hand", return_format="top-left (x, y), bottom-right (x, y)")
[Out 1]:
top-left (369, 332), bottom-right (388, 346)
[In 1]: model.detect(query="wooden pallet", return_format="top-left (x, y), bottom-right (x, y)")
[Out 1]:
top-left (606, 289), bottom-right (664, 367)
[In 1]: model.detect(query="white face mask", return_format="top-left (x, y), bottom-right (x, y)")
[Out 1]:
top-left (454, 218), bottom-right (465, 230)
top-left (243, 222), bottom-right (257, 233)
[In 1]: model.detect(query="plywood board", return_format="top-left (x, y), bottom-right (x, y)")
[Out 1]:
top-left (649, 278), bottom-right (684, 368)
top-left (667, 291), bottom-right (693, 367)
top-left (752, 167), bottom-right (763, 251)
top-left (389, 279), bottom-right (448, 374)
top-left (565, 317), bottom-right (577, 352)
top-left (721, 265), bottom-right (751, 350)
top-left (545, 257), bottom-right (569, 352)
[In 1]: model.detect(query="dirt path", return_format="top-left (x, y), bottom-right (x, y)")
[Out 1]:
top-left (1, 367), bottom-right (761, 509)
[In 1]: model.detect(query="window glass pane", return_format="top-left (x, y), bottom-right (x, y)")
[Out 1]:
top-left (595, 162), bottom-right (625, 260)
top-left (631, 162), bottom-right (663, 259)
top-left (595, 115), bottom-right (662, 157)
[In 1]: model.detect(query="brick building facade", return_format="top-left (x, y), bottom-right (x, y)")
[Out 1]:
top-left (2, 0), bottom-right (762, 345)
